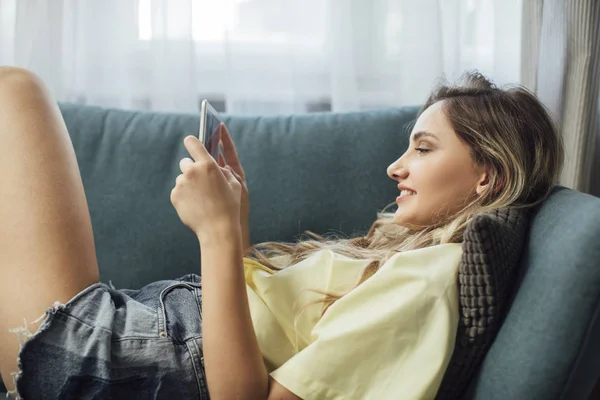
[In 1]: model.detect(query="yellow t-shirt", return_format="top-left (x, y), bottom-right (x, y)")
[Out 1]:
top-left (243, 243), bottom-right (463, 400)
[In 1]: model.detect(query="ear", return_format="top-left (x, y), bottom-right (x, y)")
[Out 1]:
top-left (475, 168), bottom-right (493, 196)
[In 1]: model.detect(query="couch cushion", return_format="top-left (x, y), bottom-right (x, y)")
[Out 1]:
top-left (437, 207), bottom-right (530, 400)
top-left (58, 103), bottom-right (418, 289)
top-left (465, 186), bottom-right (600, 400)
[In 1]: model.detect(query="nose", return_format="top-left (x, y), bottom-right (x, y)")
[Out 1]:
top-left (387, 153), bottom-right (408, 181)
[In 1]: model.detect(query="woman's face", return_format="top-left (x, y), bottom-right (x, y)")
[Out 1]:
top-left (387, 101), bottom-right (489, 229)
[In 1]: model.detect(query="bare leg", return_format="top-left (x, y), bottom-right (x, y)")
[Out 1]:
top-left (0, 67), bottom-right (100, 395)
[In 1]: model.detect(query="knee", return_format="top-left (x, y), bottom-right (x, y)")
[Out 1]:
top-left (0, 66), bottom-right (45, 97)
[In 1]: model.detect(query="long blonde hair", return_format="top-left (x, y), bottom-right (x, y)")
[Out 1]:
top-left (245, 71), bottom-right (564, 315)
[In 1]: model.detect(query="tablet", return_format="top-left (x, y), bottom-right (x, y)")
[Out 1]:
top-left (198, 99), bottom-right (226, 162)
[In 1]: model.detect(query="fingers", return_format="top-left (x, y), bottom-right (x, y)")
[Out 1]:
top-left (220, 165), bottom-right (239, 186)
top-left (217, 152), bottom-right (226, 167)
top-left (225, 165), bottom-right (243, 183)
top-left (219, 124), bottom-right (244, 175)
top-left (179, 157), bottom-right (194, 173)
top-left (184, 135), bottom-right (211, 163)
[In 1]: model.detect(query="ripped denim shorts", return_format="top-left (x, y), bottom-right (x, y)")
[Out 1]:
top-left (8, 274), bottom-right (210, 400)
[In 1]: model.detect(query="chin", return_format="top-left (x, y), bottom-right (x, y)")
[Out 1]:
top-left (393, 212), bottom-right (426, 231)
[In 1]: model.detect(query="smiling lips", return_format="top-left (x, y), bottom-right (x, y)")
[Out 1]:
top-left (396, 185), bottom-right (416, 202)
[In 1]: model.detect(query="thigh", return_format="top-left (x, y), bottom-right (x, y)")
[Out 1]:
top-left (0, 68), bottom-right (100, 395)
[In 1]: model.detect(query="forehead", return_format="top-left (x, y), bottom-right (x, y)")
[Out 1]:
top-left (411, 101), bottom-right (454, 140)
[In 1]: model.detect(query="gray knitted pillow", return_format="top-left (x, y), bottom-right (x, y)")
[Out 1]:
top-left (435, 207), bottom-right (530, 400)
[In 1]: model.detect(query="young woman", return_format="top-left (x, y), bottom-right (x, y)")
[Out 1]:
top-left (0, 67), bottom-right (563, 400)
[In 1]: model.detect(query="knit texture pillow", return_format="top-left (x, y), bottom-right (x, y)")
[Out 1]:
top-left (434, 207), bottom-right (530, 400)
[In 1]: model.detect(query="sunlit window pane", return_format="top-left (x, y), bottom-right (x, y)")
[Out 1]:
top-left (138, 0), bottom-right (326, 48)
top-left (138, 0), bottom-right (152, 40)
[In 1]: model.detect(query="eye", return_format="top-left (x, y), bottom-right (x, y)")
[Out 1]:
top-left (415, 147), bottom-right (431, 154)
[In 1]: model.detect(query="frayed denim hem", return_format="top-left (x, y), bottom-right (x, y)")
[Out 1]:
top-left (5, 282), bottom-right (104, 400)
top-left (6, 301), bottom-right (65, 400)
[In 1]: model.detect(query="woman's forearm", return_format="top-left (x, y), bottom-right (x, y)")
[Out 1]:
top-left (198, 228), bottom-right (268, 400)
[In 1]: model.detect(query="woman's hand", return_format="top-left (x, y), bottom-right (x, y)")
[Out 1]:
top-left (216, 124), bottom-right (251, 250)
top-left (171, 135), bottom-right (242, 243)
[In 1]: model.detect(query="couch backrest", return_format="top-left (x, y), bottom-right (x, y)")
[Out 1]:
top-left (59, 103), bottom-right (417, 288)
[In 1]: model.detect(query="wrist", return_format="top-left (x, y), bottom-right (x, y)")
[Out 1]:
top-left (241, 225), bottom-right (251, 252)
top-left (197, 222), bottom-right (242, 248)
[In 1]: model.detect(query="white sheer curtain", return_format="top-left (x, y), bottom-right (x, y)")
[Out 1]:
top-left (0, 0), bottom-right (521, 114)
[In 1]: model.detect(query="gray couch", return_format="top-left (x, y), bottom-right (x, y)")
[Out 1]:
top-left (3, 103), bottom-right (599, 399)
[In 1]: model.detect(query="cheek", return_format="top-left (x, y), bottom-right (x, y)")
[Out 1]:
top-left (429, 162), bottom-right (468, 191)
top-left (421, 158), bottom-right (479, 210)
top-left (395, 156), bottom-right (477, 226)
top-left (414, 156), bottom-right (464, 192)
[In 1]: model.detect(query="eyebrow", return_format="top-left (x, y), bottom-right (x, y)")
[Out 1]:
top-left (411, 130), bottom-right (440, 142)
